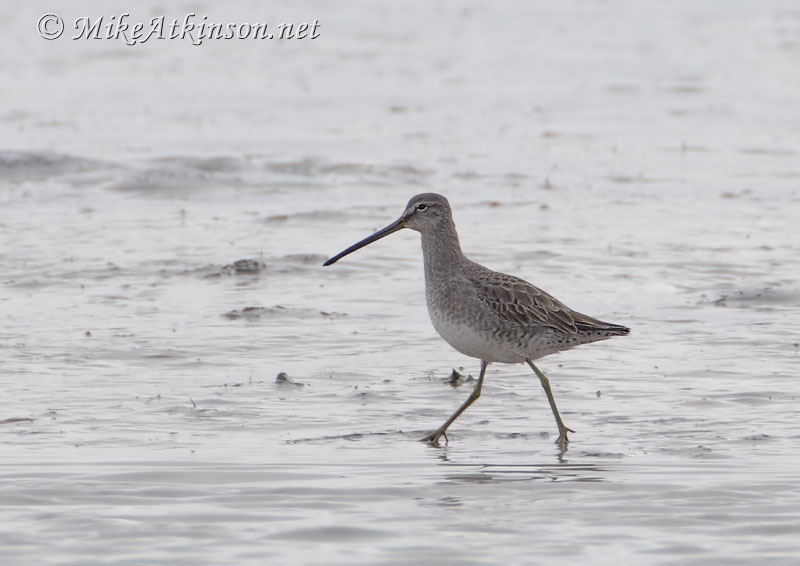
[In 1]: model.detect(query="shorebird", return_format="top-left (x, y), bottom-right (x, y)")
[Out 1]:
top-left (323, 193), bottom-right (629, 447)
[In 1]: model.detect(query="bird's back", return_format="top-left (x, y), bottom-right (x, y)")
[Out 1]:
top-left (426, 258), bottom-right (629, 363)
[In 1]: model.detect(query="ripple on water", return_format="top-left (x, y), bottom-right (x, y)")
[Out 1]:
top-left (0, 150), bottom-right (110, 180)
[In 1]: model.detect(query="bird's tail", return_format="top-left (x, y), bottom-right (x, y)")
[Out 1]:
top-left (574, 314), bottom-right (630, 337)
top-left (592, 322), bottom-right (630, 336)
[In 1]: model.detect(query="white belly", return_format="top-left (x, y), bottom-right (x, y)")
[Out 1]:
top-left (428, 309), bottom-right (524, 363)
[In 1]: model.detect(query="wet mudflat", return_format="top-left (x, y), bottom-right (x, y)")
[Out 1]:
top-left (2, 1), bottom-right (800, 564)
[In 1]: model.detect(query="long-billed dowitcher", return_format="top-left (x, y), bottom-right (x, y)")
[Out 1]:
top-left (323, 193), bottom-right (629, 447)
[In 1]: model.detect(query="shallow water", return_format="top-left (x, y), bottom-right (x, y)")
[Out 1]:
top-left (2, 0), bottom-right (800, 564)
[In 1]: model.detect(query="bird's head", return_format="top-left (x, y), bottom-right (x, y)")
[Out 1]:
top-left (323, 193), bottom-right (452, 266)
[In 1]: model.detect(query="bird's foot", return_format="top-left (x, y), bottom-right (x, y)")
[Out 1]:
top-left (420, 429), bottom-right (448, 446)
top-left (555, 426), bottom-right (574, 449)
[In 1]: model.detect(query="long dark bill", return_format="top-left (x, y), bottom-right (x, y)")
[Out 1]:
top-left (323, 217), bottom-right (404, 266)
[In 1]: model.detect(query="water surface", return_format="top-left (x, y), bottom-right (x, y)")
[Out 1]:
top-left (2, 1), bottom-right (800, 564)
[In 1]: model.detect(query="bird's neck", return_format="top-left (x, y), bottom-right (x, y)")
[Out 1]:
top-left (420, 219), bottom-right (465, 276)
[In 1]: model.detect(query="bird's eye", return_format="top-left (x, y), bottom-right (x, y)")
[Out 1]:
top-left (416, 203), bottom-right (428, 211)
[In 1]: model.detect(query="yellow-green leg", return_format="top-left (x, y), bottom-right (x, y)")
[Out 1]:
top-left (421, 360), bottom-right (488, 445)
top-left (525, 358), bottom-right (574, 447)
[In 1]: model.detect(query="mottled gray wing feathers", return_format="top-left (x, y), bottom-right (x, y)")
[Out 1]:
top-left (470, 269), bottom-right (581, 334)
top-left (468, 266), bottom-right (629, 337)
